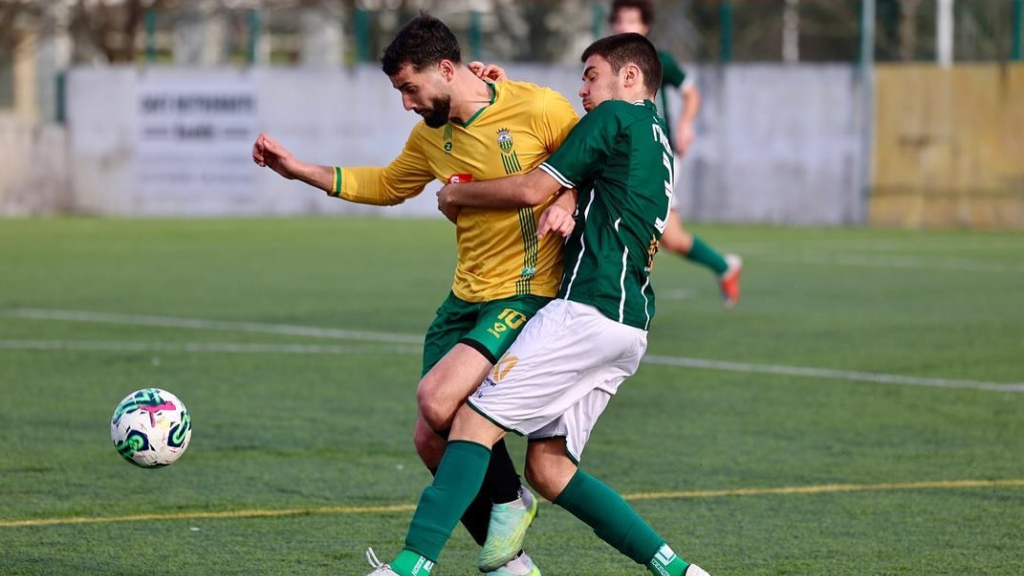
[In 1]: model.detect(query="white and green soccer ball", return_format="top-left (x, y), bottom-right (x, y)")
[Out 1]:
top-left (110, 388), bottom-right (192, 468)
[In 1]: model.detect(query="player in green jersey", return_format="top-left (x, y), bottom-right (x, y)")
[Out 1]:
top-left (357, 33), bottom-right (712, 576)
top-left (610, 0), bottom-right (742, 309)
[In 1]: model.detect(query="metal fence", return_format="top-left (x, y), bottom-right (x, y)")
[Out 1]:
top-left (2, 0), bottom-right (1021, 69)
top-left (144, 0), bottom-right (1024, 65)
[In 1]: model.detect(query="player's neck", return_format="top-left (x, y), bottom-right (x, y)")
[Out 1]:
top-left (620, 87), bottom-right (652, 105)
top-left (448, 68), bottom-right (494, 124)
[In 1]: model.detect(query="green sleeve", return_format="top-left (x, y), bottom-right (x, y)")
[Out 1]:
top-left (659, 50), bottom-right (686, 88)
top-left (538, 102), bottom-right (621, 189)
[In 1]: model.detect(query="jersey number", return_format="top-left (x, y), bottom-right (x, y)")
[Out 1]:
top-left (651, 124), bottom-right (674, 234)
top-left (488, 308), bottom-right (528, 339)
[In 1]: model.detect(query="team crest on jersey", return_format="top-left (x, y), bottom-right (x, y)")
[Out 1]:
top-left (496, 128), bottom-right (514, 152)
top-left (497, 128), bottom-right (522, 175)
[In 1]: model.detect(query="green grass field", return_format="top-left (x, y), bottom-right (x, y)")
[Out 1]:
top-left (1, 218), bottom-right (1022, 576)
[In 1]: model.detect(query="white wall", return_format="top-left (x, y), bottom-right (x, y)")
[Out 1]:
top-left (0, 117), bottom-right (70, 215)
top-left (5, 63), bottom-right (869, 224)
top-left (677, 65), bottom-right (868, 225)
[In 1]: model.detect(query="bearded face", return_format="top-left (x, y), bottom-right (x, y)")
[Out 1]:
top-left (419, 92), bottom-right (453, 128)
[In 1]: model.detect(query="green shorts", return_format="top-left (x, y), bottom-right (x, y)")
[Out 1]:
top-left (421, 292), bottom-right (551, 376)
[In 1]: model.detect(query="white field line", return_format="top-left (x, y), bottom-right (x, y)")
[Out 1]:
top-left (642, 355), bottom-right (1024, 393)
top-left (726, 240), bottom-right (1024, 254)
top-left (4, 309), bottom-right (1022, 393)
top-left (795, 253), bottom-right (1024, 273)
top-left (722, 249), bottom-right (1024, 273)
top-left (0, 340), bottom-right (419, 355)
top-left (4, 308), bottom-right (422, 344)
top-left (658, 288), bottom-right (695, 301)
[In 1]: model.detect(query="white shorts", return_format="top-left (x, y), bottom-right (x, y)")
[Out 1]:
top-left (467, 299), bottom-right (647, 462)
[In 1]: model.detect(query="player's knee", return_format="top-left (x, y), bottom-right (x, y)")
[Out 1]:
top-left (416, 377), bottom-right (458, 432)
top-left (661, 227), bottom-right (692, 254)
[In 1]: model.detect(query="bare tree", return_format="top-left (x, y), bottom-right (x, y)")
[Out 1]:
top-left (0, 0), bottom-right (44, 54)
top-left (66, 0), bottom-right (149, 63)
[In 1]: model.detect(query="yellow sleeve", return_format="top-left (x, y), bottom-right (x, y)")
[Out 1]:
top-left (335, 129), bottom-right (434, 206)
top-left (537, 88), bottom-right (579, 154)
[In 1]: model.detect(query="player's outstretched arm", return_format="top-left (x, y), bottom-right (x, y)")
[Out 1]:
top-left (252, 132), bottom-right (335, 193)
top-left (675, 84), bottom-right (701, 156)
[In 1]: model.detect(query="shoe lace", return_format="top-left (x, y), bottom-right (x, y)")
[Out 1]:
top-left (365, 547), bottom-right (388, 573)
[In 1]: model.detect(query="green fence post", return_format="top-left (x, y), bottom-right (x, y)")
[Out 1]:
top-left (247, 9), bottom-right (260, 64)
top-left (593, 4), bottom-right (606, 39)
top-left (355, 9), bottom-right (371, 63)
top-left (469, 11), bottom-right (482, 61)
top-left (55, 71), bottom-right (65, 124)
top-left (1013, 0), bottom-right (1023, 61)
top-left (144, 7), bottom-right (157, 63)
top-left (859, 0), bottom-right (876, 70)
top-left (719, 0), bottom-right (733, 63)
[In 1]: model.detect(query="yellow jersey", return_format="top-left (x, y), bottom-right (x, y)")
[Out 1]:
top-left (336, 80), bottom-right (579, 303)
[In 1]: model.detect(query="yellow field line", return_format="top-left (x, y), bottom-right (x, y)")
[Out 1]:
top-left (621, 478), bottom-right (1024, 501)
top-left (0, 503), bottom-right (418, 528)
top-left (3, 478), bottom-right (1022, 529)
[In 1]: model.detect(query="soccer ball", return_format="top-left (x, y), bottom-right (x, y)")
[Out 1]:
top-left (110, 388), bottom-right (192, 468)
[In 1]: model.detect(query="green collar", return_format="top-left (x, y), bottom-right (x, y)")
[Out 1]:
top-left (452, 82), bottom-right (497, 128)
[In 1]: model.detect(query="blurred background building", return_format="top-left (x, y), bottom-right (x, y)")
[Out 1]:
top-left (1, 0), bottom-right (1022, 226)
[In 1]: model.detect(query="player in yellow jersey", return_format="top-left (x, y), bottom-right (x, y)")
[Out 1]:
top-left (251, 13), bottom-right (578, 576)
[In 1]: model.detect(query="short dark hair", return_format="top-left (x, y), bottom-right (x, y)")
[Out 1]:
top-left (609, 0), bottom-right (655, 27)
top-left (582, 33), bottom-right (663, 96)
top-left (381, 12), bottom-right (461, 76)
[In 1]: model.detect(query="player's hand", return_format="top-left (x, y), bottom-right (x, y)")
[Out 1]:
top-left (436, 184), bottom-right (461, 224)
top-left (468, 61), bottom-right (508, 82)
top-left (252, 132), bottom-right (300, 179)
top-left (674, 123), bottom-right (695, 157)
top-left (537, 203), bottom-right (574, 239)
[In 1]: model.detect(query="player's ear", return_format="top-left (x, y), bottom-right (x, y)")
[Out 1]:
top-left (622, 62), bottom-right (642, 89)
top-left (438, 59), bottom-right (457, 82)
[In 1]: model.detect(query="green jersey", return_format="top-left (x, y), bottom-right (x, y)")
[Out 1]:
top-left (658, 50), bottom-right (687, 148)
top-left (539, 99), bottom-right (674, 330)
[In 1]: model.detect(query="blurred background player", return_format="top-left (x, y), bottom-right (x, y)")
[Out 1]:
top-left (609, 0), bottom-right (742, 308)
top-left (253, 13), bottom-right (581, 576)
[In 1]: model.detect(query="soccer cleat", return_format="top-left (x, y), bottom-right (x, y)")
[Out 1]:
top-left (718, 253), bottom-right (743, 309)
top-left (486, 550), bottom-right (541, 576)
top-left (478, 487), bottom-right (539, 572)
top-left (684, 564), bottom-right (711, 576)
top-left (361, 548), bottom-right (401, 576)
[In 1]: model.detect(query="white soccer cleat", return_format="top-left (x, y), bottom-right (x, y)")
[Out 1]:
top-left (486, 550), bottom-right (541, 576)
top-left (684, 563), bottom-right (711, 576)
top-left (361, 548), bottom-right (401, 576)
top-left (478, 487), bottom-right (539, 572)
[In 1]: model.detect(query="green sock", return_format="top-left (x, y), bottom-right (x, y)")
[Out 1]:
top-left (389, 550), bottom-right (435, 576)
top-left (684, 236), bottom-right (728, 275)
top-left (554, 469), bottom-right (685, 569)
top-left (402, 440), bottom-right (491, 567)
top-left (647, 543), bottom-right (691, 576)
